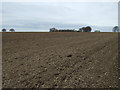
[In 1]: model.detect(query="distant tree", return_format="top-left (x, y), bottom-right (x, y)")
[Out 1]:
top-left (82, 27), bottom-right (86, 32)
top-left (2, 28), bottom-right (6, 32)
top-left (88, 26), bottom-right (92, 32)
top-left (49, 28), bottom-right (57, 32)
top-left (78, 28), bottom-right (83, 32)
top-left (9, 28), bottom-right (15, 32)
top-left (50, 28), bottom-right (76, 32)
top-left (112, 26), bottom-right (119, 32)
top-left (94, 30), bottom-right (100, 32)
top-left (86, 26), bottom-right (92, 32)
top-left (81, 26), bottom-right (92, 32)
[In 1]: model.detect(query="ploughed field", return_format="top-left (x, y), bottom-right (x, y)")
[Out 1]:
top-left (2, 32), bottom-right (119, 88)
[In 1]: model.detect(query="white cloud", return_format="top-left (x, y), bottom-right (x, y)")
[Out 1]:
top-left (2, 0), bottom-right (120, 2)
top-left (2, 2), bottom-right (118, 32)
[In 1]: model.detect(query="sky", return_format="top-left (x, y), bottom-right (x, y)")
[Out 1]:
top-left (1, 1), bottom-right (119, 32)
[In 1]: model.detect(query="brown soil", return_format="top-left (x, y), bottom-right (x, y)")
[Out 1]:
top-left (2, 32), bottom-right (119, 88)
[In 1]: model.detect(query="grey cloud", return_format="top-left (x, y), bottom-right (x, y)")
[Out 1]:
top-left (2, 2), bottom-right (118, 32)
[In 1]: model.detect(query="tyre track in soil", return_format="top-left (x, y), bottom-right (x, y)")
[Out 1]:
top-left (2, 32), bottom-right (118, 88)
top-left (60, 37), bottom-right (118, 88)
top-left (36, 35), bottom-right (118, 88)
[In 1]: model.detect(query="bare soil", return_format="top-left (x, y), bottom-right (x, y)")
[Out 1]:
top-left (2, 32), bottom-right (119, 88)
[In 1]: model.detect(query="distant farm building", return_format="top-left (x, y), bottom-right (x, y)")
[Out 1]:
top-left (94, 30), bottom-right (100, 32)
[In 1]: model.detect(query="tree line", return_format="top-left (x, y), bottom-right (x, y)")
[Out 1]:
top-left (50, 26), bottom-right (92, 32)
top-left (1, 26), bottom-right (119, 32)
top-left (2, 28), bottom-right (15, 32)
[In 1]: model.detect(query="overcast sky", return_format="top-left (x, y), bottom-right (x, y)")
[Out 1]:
top-left (2, 1), bottom-right (118, 32)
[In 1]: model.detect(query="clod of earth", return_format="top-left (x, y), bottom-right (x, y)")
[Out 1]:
top-left (67, 54), bottom-right (72, 57)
